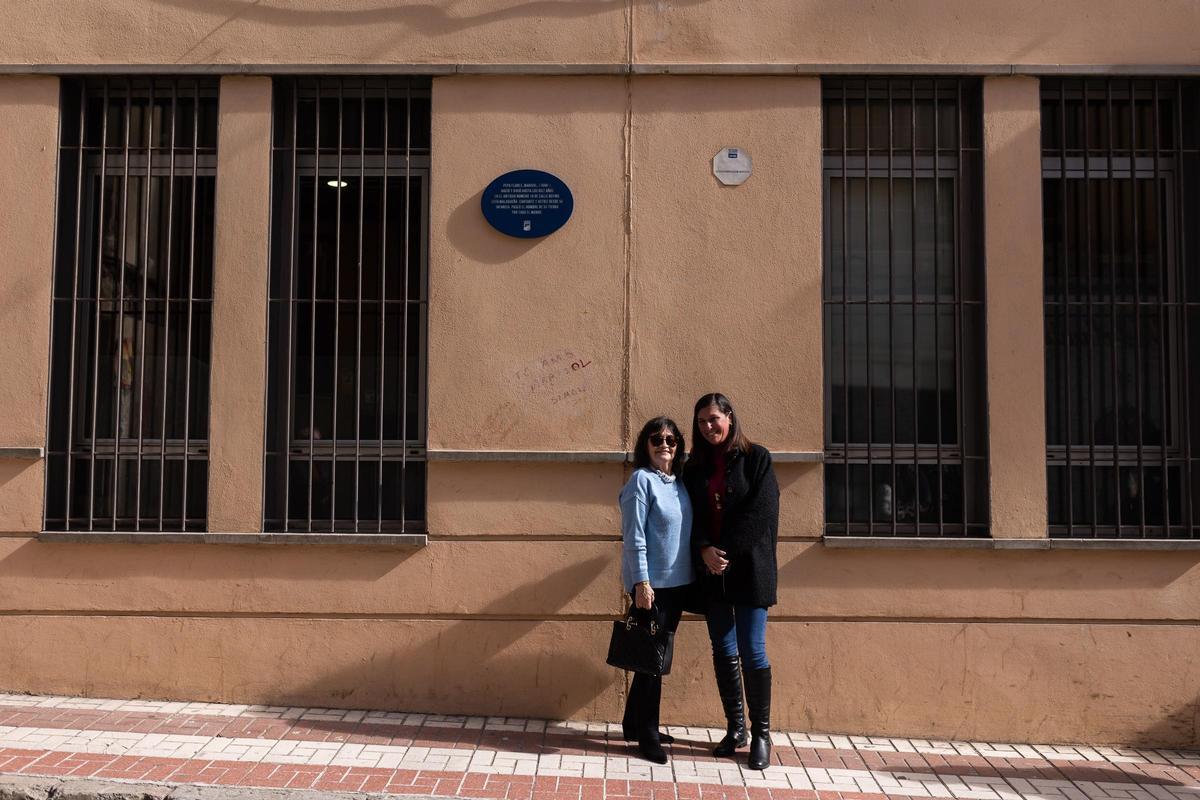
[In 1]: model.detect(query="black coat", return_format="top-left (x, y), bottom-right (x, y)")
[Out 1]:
top-left (682, 444), bottom-right (780, 608)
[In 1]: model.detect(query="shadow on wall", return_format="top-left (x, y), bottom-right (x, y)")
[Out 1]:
top-left (277, 553), bottom-right (619, 718)
top-left (1138, 696), bottom-right (1200, 751)
top-left (447, 191), bottom-right (543, 264)
top-left (149, 0), bottom-right (712, 63)
top-left (0, 459), bottom-right (38, 494)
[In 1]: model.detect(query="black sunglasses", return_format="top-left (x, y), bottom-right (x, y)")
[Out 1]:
top-left (649, 434), bottom-right (678, 447)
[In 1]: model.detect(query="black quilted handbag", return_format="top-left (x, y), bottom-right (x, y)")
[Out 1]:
top-left (605, 604), bottom-right (674, 676)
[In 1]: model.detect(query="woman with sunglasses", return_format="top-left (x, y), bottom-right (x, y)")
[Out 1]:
top-left (683, 393), bottom-right (780, 771)
top-left (618, 416), bottom-right (695, 765)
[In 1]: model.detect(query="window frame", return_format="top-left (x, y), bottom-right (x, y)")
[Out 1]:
top-left (45, 76), bottom-right (218, 533)
top-left (821, 77), bottom-right (989, 538)
top-left (1041, 78), bottom-right (1199, 539)
top-left (263, 76), bottom-right (431, 534)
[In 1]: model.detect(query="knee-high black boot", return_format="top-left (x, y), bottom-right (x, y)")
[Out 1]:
top-left (711, 654), bottom-right (747, 757)
top-left (744, 666), bottom-right (772, 770)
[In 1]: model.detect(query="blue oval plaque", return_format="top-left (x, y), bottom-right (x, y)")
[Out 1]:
top-left (481, 169), bottom-right (574, 239)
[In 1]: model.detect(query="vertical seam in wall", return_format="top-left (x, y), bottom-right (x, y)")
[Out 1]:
top-left (619, 0), bottom-right (635, 709)
top-left (620, 0), bottom-right (634, 451)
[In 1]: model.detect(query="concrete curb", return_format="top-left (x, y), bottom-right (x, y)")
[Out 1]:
top-left (0, 776), bottom-right (441, 800)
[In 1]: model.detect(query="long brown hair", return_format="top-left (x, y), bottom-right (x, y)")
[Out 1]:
top-left (689, 392), bottom-right (752, 467)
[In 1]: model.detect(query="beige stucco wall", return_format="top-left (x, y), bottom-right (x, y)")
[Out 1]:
top-left (633, 1), bottom-right (1200, 68)
top-left (208, 76), bottom-right (272, 532)
top-left (983, 77), bottom-right (1047, 539)
top-left (1, 57), bottom-right (1198, 749)
top-left (427, 76), bottom-right (628, 454)
top-left (1, 1), bottom-right (1199, 68)
top-left (628, 76), bottom-right (823, 452)
top-left (3, 539), bottom-right (1198, 623)
top-left (4, 611), bottom-right (1199, 745)
top-left (426, 76), bottom-right (630, 535)
top-left (0, 76), bottom-right (57, 533)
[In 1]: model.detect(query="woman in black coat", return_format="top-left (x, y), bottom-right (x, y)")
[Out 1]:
top-left (682, 393), bottom-right (780, 771)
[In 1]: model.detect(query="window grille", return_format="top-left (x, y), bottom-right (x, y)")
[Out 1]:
top-left (45, 77), bottom-right (218, 532)
top-left (822, 78), bottom-right (988, 537)
top-left (265, 77), bottom-right (430, 533)
top-left (1042, 79), bottom-right (1200, 538)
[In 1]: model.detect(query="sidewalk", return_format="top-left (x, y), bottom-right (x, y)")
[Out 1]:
top-left (0, 693), bottom-right (1198, 800)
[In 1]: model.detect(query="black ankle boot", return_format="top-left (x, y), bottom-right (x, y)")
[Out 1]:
top-left (637, 735), bottom-right (668, 765)
top-left (711, 654), bottom-right (747, 757)
top-left (622, 729), bottom-right (674, 744)
top-left (744, 666), bottom-right (772, 770)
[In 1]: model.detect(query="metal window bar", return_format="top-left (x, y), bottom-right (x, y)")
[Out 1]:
top-left (265, 77), bottom-right (430, 533)
top-left (821, 77), bottom-right (989, 537)
top-left (45, 77), bottom-right (218, 532)
top-left (1041, 78), bottom-right (1199, 538)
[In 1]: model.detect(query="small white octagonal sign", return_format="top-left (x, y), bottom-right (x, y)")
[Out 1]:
top-left (713, 146), bottom-right (752, 186)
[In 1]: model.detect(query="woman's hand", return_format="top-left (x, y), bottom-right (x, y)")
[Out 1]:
top-left (635, 582), bottom-right (655, 609)
top-left (701, 545), bottom-right (729, 575)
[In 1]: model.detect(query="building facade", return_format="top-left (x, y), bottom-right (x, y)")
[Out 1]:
top-left (1, 1), bottom-right (1199, 747)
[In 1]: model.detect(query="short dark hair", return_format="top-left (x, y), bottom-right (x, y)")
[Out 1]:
top-left (689, 392), bottom-right (752, 466)
top-left (632, 417), bottom-right (686, 477)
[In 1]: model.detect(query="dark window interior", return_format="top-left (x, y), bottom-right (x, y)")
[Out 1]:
top-left (822, 77), bottom-right (988, 537)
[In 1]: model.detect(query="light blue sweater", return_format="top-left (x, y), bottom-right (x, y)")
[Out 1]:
top-left (620, 468), bottom-right (695, 592)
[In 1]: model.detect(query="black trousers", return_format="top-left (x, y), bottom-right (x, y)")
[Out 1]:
top-left (620, 583), bottom-right (687, 741)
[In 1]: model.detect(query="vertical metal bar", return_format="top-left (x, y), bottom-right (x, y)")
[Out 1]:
top-left (1152, 80), bottom-right (1170, 534)
top-left (910, 78), bottom-right (920, 534)
top-left (1176, 81), bottom-right (1195, 536)
top-left (840, 81), bottom-right (850, 533)
top-left (282, 80), bottom-right (299, 531)
top-left (134, 79), bottom-right (155, 529)
top-left (111, 80), bottom-right (134, 529)
top-left (863, 79), bottom-right (874, 534)
top-left (954, 79), bottom-right (968, 534)
top-left (87, 78), bottom-right (110, 531)
top-left (1128, 79), bottom-right (1147, 537)
top-left (401, 79), bottom-right (413, 534)
top-left (64, 81), bottom-right (89, 529)
top-left (1106, 81), bottom-right (1121, 536)
top-left (932, 80), bottom-right (944, 535)
top-left (180, 80), bottom-right (200, 530)
top-left (1059, 83), bottom-right (1075, 536)
top-left (1083, 81), bottom-right (1099, 533)
top-left (353, 80), bottom-right (366, 532)
top-left (1060, 81), bottom-right (1080, 537)
top-left (330, 79), bottom-right (345, 532)
top-left (887, 80), bottom-right (898, 536)
top-left (307, 81), bottom-right (321, 532)
top-left (377, 80), bottom-right (389, 533)
top-left (158, 80), bottom-right (178, 530)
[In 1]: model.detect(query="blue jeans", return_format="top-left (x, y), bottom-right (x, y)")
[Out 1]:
top-left (706, 602), bottom-right (769, 670)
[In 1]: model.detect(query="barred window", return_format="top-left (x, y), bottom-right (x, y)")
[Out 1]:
top-left (46, 77), bottom-right (218, 532)
top-left (1042, 79), bottom-right (1200, 538)
top-left (265, 77), bottom-right (430, 533)
top-left (822, 78), bottom-right (988, 537)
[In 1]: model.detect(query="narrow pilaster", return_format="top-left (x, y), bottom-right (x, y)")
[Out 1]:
top-left (208, 76), bottom-right (272, 532)
top-left (0, 76), bottom-right (58, 532)
top-left (983, 76), bottom-right (1048, 539)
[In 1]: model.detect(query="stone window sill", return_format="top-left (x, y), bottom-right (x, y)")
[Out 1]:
top-left (36, 532), bottom-right (428, 547)
top-left (823, 536), bottom-right (1200, 550)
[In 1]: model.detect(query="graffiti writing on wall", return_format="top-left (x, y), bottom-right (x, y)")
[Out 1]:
top-left (511, 349), bottom-right (596, 408)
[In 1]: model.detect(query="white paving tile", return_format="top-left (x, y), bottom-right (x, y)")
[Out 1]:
top-left (2, 690), bottom-right (1200, 798)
